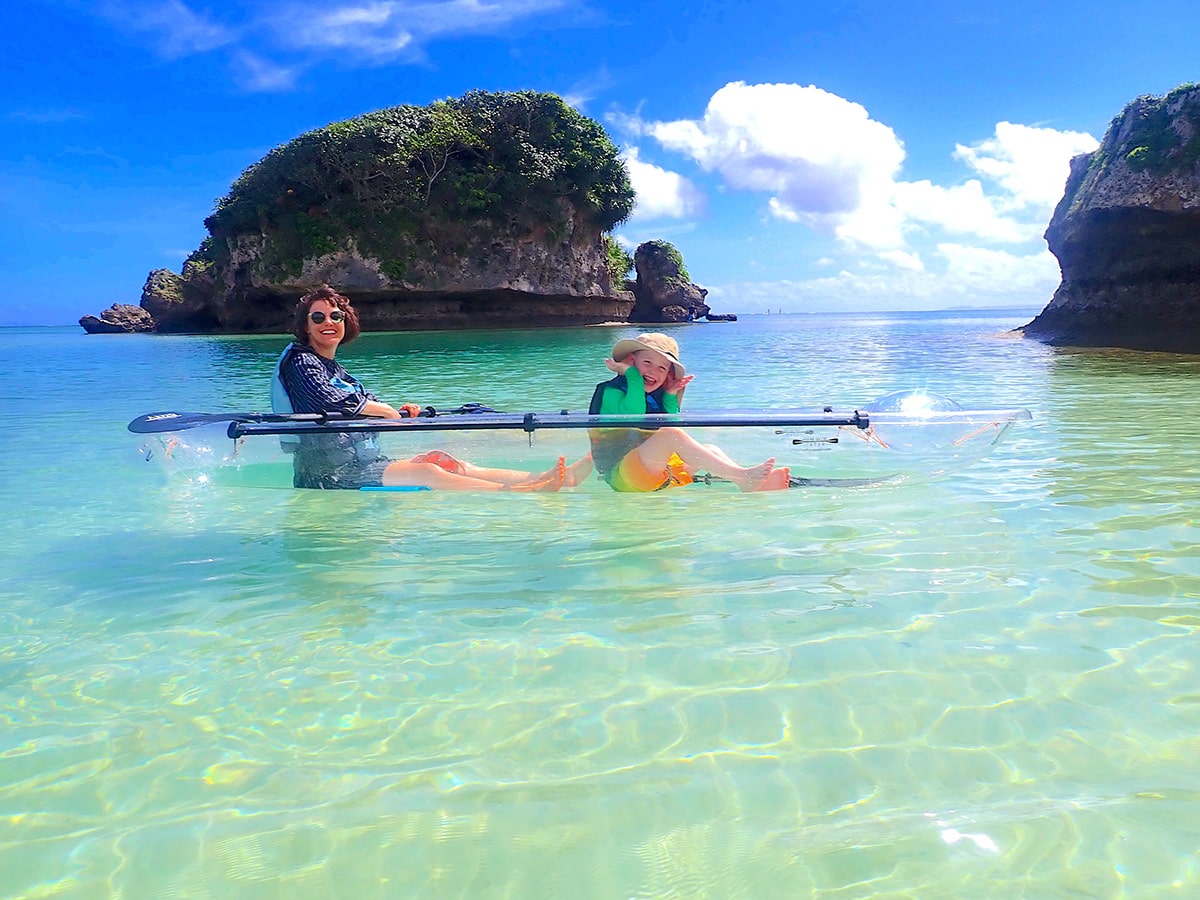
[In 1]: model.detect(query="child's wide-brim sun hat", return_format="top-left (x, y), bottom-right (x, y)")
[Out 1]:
top-left (611, 333), bottom-right (686, 378)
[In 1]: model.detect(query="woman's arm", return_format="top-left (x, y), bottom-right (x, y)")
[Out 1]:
top-left (360, 399), bottom-right (401, 418)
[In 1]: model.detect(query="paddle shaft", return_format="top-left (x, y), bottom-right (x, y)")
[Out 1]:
top-left (228, 410), bottom-right (871, 437)
top-left (127, 403), bottom-right (499, 434)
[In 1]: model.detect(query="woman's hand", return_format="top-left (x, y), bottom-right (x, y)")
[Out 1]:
top-left (399, 404), bottom-right (423, 419)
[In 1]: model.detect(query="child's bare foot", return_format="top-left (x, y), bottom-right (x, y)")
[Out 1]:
top-left (754, 466), bottom-right (792, 491)
top-left (732, 458), bottom-right (776, 491)
top-left (507, 457), bottom-right (566, 492)
top-left (563, 454), bottom-right (593, 487)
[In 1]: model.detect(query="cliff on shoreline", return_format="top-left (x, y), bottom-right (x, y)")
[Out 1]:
top-left (1018, 84), bottom-right (1200, 353)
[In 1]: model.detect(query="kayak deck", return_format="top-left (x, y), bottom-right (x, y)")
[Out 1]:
top-left (133, 411), bottom-right (1029, 492)
top-left (129, 392), bottom-right (1032, 492)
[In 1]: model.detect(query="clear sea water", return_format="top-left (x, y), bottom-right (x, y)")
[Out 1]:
top-left (3, 308), bottom-right (1199, 898)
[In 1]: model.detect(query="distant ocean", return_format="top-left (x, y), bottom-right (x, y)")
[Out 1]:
top-left (3, 307), bottom-right (1200, 897)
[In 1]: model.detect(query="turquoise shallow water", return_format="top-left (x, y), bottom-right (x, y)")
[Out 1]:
top-left (3, 310), bottom-right (1200, 897)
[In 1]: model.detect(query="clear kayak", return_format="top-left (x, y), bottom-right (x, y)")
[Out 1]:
top-left (129, 390), bottom-right (1032, 492)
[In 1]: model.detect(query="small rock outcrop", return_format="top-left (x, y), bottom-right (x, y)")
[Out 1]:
top-left (140, 266), bottom-right (219, 332)
top-left (1019, 84), bottom-right (1200, 352)
top-left (79, 304), bottom-right (154, 334)
top-left (628, 240), bottom-right (736, 323)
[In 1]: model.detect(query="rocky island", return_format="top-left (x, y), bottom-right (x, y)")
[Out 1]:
top-left (1019, 83), bottom-right (1200, 353)
top-left (80, 90), bottom-right (730, 335)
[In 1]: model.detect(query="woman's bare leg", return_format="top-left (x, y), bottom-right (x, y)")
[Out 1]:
top-left (459, 458), bottom-right (578, 486)
top-left (412, 451), bottom-right (579, 487)
top-left (383, 460), bottom-right (563, 492)
top-left (634, 427), bottom-right (784, 491)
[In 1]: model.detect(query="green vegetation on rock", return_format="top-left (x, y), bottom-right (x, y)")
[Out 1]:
top-left (640, 239), bottom-right (691, 284)
top-left (143, 268), bottom-right (186, 304)
top-left (1065, 83), bottom-right (1200, 213)
top-left (1111, 83), bottom-right (1200, 176)
top-left (182, 237), bottom-right (215, 277)
top-left (202, 90), bottom-right (635, 280)
top-left (603, 235), bottom-right (633, 285)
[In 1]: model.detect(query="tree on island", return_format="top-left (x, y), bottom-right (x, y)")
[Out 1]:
top-left (197, 89), bottom-right (635, 287)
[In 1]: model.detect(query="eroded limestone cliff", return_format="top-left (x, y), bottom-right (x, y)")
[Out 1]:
top-left (1020, 84), bottom-right (1200, 352)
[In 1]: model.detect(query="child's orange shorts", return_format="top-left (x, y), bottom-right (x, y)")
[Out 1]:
top-left (608, 451), bottom-right (693, 492)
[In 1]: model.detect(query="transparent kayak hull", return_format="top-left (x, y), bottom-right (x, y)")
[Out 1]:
top-left (131, 391), bottom-right (1032, 492)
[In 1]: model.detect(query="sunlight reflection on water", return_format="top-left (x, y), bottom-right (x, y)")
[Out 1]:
top-left (2, 315), bottom-right (1200, 896)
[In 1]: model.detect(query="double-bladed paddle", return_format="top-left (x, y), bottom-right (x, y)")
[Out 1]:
top-left (127, 402), bottom-right (500, 434)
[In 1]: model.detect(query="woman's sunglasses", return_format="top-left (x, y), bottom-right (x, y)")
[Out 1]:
top-left (309, 310), bottom-right (346, 324)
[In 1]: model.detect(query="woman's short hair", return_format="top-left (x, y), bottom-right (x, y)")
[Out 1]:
top-left (291, 285), bottom-right (362, 344)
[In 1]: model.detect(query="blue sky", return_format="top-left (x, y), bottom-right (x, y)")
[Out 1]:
top-left (3, 0), bottom-right (1196, 325)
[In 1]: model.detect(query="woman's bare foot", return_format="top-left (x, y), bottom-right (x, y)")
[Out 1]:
top-left (563, 454), bottom-right (593, 487)
top-left (519, 456), bottom-right (568, 485)
top-left (506, 457), bottom-right (566, 492)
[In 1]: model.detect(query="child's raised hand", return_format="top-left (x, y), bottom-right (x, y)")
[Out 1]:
top-left (605, 357), bottom-right (630, 374)
top-left (665, 373), bottom-right (693, 395)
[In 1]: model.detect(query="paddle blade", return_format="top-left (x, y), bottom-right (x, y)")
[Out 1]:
top-left (127, 412), bottom-right (245, 434)
top-left (127, 410), bottom-right (343, 434)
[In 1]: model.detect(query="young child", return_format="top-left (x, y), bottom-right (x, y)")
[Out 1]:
top-left (587, 333), bottom-right (790, 492)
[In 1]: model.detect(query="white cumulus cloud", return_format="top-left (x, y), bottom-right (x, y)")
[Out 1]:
top-left (627, 82), bottom-right (1099, 254)
top-left (892, 179), bottom-right (1032, 243)
top-left (647, 81), bottom-right (905, 224)
top-left (954, 121), bottom-right (1099, 211)
top-left (707, 245), bottom-right (1062, 313)
top-left (621, 148), bottom-right (706, 221)
top-left (877, 250), bottom-right (925, 272)
top-left (937, 242), bottom-right (1062, 293)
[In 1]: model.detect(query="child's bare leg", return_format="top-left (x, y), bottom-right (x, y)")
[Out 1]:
top-left (698, 442), bottom-right (741, 470)
top-left (634, 428), bottom-right (778, 491)
top-left (695, 442), bottom-right (787, 490)
top-left (563, 454), bottom-right (593, 487)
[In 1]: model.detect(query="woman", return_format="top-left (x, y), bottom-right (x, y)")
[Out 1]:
top-left (274, 286), bottom-right (585, 491)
